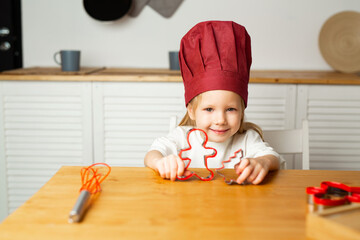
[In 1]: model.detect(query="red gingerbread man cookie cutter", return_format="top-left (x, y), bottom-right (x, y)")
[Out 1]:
top-left (176, 128), bottom-right (217, 181)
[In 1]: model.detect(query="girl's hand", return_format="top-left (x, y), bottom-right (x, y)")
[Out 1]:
top-left (234, 157), bottom-right (272, 185)
top-left (155, 154), bottom-right (191, 181)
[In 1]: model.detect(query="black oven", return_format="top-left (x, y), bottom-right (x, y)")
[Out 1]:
top-left (0, 0), bottom-right (22, 71)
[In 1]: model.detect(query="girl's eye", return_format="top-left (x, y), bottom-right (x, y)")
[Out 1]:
top-left (204, 108), bottom-right (213, 112)
top-left (227, 108), bottom-right (237, 112)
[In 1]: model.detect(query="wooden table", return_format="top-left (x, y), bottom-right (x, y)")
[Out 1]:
top-left (0, 167), bottom-right (359, 240)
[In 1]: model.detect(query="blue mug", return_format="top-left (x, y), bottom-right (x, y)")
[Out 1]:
top-left (54, 50), bottom-right (80, 72)
top-left (169, 51), bottom-right (180, 70)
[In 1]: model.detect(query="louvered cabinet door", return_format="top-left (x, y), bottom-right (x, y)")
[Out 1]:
top-left (93, 82), bottom-right (186, 167)
top-left (0, 81), bottom-right (93, 219)
top-left (246, 84), bottom-right (297, 130)
top-left (297, 85), bottom-right (360, 170)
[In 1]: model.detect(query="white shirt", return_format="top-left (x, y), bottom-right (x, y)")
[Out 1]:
top-left (149, 126), bottom-right (282, 169)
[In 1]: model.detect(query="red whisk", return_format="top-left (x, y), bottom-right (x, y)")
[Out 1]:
top-left (80, 163), bottom-right (111, 194)
top-left (68, 163), bottom-right (111, 223)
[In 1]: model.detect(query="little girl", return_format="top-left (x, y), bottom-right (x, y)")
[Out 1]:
top-left (144, 21), bottom-right (282, 184)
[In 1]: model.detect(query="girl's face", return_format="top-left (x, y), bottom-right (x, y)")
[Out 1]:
top-left (187, 90), bottom-right (243, 143)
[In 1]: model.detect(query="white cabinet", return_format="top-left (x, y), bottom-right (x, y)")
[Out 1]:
top-left (247, 84), bottom-right (297, 130)
top-left (297, 85), bottom-right (360, 170)
top-left (0, 81), bottom-right (93, 219)
top-left (92, 82), bottom-right (186, 166)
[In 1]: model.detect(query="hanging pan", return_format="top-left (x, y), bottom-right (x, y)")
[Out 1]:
top-left (83, 0), bottom-right (132, 21)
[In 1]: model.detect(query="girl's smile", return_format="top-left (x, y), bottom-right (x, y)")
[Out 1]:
top-left (210, 128), bottom-right (230, 134)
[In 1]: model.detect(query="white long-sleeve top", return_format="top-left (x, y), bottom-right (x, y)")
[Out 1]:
top-left (149, 126), bottom-right (283, 169)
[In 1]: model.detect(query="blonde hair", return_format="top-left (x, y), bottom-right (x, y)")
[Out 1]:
top-left (178, 94), bottom-right (264, 140)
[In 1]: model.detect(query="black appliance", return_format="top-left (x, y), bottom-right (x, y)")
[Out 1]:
top-left (0, 0), bottom-right (22, 71)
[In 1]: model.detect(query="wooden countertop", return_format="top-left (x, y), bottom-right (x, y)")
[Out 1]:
top-left (0, 166), bottom-right (359, 240)
top-left (1, 67), bottom-right (360, 84)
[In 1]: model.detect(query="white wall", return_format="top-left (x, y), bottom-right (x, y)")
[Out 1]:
top-left (21, 0), bottom-right (360, 70)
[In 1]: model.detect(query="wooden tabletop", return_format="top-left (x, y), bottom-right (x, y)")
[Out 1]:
top-left (0, 167), bottom-right (359, 240)
top-left (1, 67), bottom-right (360, 84)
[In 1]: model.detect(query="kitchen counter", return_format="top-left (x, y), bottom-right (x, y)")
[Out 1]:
top-left (1, 67), bottom-right (360, 84)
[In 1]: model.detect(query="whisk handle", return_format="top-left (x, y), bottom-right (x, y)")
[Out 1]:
top-left (68, 190), bottom-right (91, 223)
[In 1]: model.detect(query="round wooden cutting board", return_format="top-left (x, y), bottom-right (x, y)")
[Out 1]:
top-left (319, 11), bottom-right (360, 73)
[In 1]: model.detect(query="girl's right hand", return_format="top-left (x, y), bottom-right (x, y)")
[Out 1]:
top-left (155, 154), bottom-right (191, 181)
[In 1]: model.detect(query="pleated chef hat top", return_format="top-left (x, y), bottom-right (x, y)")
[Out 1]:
top-left (179, 21), bottom-right (252, 107)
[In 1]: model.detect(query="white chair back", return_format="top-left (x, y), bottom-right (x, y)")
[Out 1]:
top-left (263, 120), bottom-right (310, 170)
top-left (169, 115), bottom-right (178, 133)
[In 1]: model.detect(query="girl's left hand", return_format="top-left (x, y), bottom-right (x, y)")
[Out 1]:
top-left (234, 157), bottom-right (271, 185)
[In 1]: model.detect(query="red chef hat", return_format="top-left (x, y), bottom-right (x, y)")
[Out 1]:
top-left (179, 21), bottom-right (252, 107)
